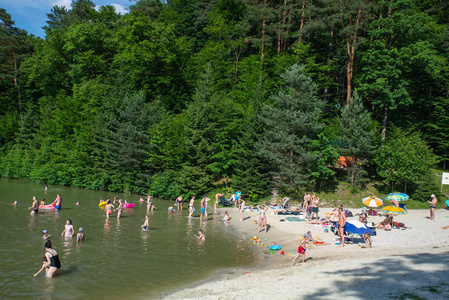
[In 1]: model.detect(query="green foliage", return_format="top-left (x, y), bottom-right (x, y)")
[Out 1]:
top-left (375, 128), bottom-right (438, 193)
top-left (338, 91), bottom-right (377, 189)
top-left (256, 64), bottom-right (325, 191)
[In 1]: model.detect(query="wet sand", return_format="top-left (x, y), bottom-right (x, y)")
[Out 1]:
top-left (164, 207), bottom-right (449, 299)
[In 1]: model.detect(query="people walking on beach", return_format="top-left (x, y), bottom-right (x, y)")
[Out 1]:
top-left (195, 229), bottom-right (206, 241)
top-left (52, 194), bottom-right (62, 210)
top-left (239, 198), bottom-right (246, 221)
top-left (61, 219), bottom-right (74, 237)
top-left (337, 207), bottom-right (346, 247)
top-left (428, 194), bottom-right (437, 221)
top-left (293, 232), bottom-right (312, 265)
top-left (309, 193), bottom-right (319, 221)
top-left (188, 196), bottom-right (196, 218)
top-left (28, 196), bottom-right (39, 215)
top-left (257, 205), bottom-right (269, 233)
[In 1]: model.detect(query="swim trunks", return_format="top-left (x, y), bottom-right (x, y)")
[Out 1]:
top-left (33, 209), bottom-right (38, 214)
top-left (298, 246), bottom-right (306, 254)
top-left (312, 207), bottom-right (318, 213)
top-left (201, 207), bottom-right (205, 214)
top-left (108, 211), bottom-right (112, 214)
top-left (55, 205), bottom-right (61, 210)
top-left (177, 200), bottom-right (182, 203)
top-left (430, 205), bottom-right (436, 209)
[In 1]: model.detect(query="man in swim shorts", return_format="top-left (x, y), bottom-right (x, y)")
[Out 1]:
top-left (176, 196), bottom-right (183, 211)
top-left (188, 196), bottom-right (196, 218)
top-left (200, 197), bottom-right (207, 225)
top-left (29, 196), bottom-right (39, 215)
top-left (428, 194), bottom-right (437, 221)
top-left (309, 193), bottom-right (319, 221)
top-left (337, 207), bottom-right (346, 247)
top-left (52, 194), bottom-right (62, 210)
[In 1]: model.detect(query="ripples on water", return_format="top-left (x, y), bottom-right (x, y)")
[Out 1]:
top-left (0, 179), bottom-right (255, 299)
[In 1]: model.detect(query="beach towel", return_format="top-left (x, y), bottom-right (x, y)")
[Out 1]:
top-left (285, 217), bottom-right (306, 222)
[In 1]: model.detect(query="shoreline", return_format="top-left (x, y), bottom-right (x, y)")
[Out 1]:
top-left (164, 206), bottom-right (449, 299)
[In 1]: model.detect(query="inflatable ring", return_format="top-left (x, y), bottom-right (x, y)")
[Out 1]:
top-left (269, 245), bottom-right (281, 251)
top-left (335, 104), bottom-right (341, 109)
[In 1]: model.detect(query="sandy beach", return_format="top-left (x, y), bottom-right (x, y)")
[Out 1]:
top-left (165, 206), bottom-right (449, 299)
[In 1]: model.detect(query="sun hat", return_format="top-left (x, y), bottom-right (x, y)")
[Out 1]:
top-left (431, 194), bottom-right (435, 197)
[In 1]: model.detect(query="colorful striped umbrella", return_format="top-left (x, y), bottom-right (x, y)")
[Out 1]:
top-left (385, 193), bottom-right (409, 201)
top-left (381, 206), bottom-right (407, 215)
top-left (362, 196), bottom-right (383, 208)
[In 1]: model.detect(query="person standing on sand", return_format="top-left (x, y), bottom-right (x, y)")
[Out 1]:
top-left (257, 205), bottom-right (269, 233)
top-left (337, 207), bottom-right (346, 247)
top-left (428, 194), bottom-right (437, 221)
top-left (239, 198), bottom-right (246, 221)
top-left (28, 196), bottom-right (39, 215)
top-left (309, 193), bottom-right (319, 221)
top-left (302, 193), bottom-right (311, 211)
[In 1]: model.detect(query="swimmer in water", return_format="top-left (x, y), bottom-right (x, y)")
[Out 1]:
top-left (188, 196), bottom-right (196, 218)
top-left (168, 206), bottom-right (175, 213)
top-left (40, 198), bottom-right (46, 206)
top-left (76, 227), bottom-right (84, 242)
top-left (42, 230), bottom-right (51, 240)
top-left (28, 196), bottom-right (39, 215)
top-left (141, 215), bottom-right (149, 230)
top-left (76, 200), bottom-right (80, 205)
top-left (12, 200), bottom-right (18, 206)
top-left (61, 219), bottom-right (74, 237)
top-left (257, 205), bottom-right (269, 233)
top-left (105, 200), bottom-right (114, 219)
top-left (195, 229), bottom-right (206, 241)
top-left (114, 199), bottom-right (123, 219)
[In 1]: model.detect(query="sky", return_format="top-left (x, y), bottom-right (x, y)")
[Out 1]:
top-left (0, 0), bottom-right (131, 37)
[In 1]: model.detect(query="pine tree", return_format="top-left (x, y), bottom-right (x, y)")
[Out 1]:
top-left (256, 64), bottom-right (325, 191)
top-left (338, 90), bottom-right (377, 188)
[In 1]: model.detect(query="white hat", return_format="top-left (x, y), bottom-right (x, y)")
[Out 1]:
top-left (431, 194), bottom-right (435, 197)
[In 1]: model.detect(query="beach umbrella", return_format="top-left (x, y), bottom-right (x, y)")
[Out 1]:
top-left (343, 220), bottom-right (374, 236)
top-left (386, 192), bottom-right (409, 201)
top-left (381, 206), bottom-right (407, 215)
top-left (362, 196), bottom-right (383, 207)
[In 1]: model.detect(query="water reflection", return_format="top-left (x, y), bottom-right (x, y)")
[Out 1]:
top-left (62, 237), bottom-right (73, 256)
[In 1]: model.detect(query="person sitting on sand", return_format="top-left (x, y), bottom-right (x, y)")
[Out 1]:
top-left (358, 232), bottom-right (372, 248)
top-left (358, 208), bottom-right (368, 224)
top-left (293, 232), bottom-right (312, 265)
top-left (375, 214), bottom-right (393, 230)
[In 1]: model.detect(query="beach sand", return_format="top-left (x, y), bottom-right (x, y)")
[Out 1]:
top-left (164, 206), bottom-right (449, 299)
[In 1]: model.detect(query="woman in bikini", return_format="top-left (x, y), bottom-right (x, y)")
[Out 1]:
top-left (428, 194), bottom-right (437, 221)
top-left (257, 205), bottom-right (269, 233)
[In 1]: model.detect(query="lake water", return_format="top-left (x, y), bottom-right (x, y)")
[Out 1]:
top-left (0, 178), bottom-right (255, 299)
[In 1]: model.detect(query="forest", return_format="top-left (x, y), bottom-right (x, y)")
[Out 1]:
top-left (0, 0), bottom-right (448, 201)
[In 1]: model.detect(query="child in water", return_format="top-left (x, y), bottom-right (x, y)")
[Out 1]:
top-left (34, 256), bottom-right (50, 277)
top-left (76, 228), bottom-right (84, 242)
top-left (224, 210), bottom-right (231, 222)
top-left (141, 215), bottom-right (150, 230)
top-left (168, 206), bottom-right (175, 213)
top-left (195, 229), bottom-right (206, 241)
top-left (42, 230), bottom-right (51, 240)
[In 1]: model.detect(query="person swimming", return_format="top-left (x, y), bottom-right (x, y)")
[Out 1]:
top-left (141, 215), bottom-right (150, 230)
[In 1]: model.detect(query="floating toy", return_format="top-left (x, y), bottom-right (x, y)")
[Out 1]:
top-left (39, 203), bottom-right (56, 210)
top-left (98, 201), bottom-right (107, 207)
top-left (122, 203), bottom-right (136, 208)
top-left (269, 245), bottom-right (281, 251)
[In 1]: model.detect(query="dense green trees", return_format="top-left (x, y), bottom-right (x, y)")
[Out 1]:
top-left (0, 0), bottom-right (447, 200)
